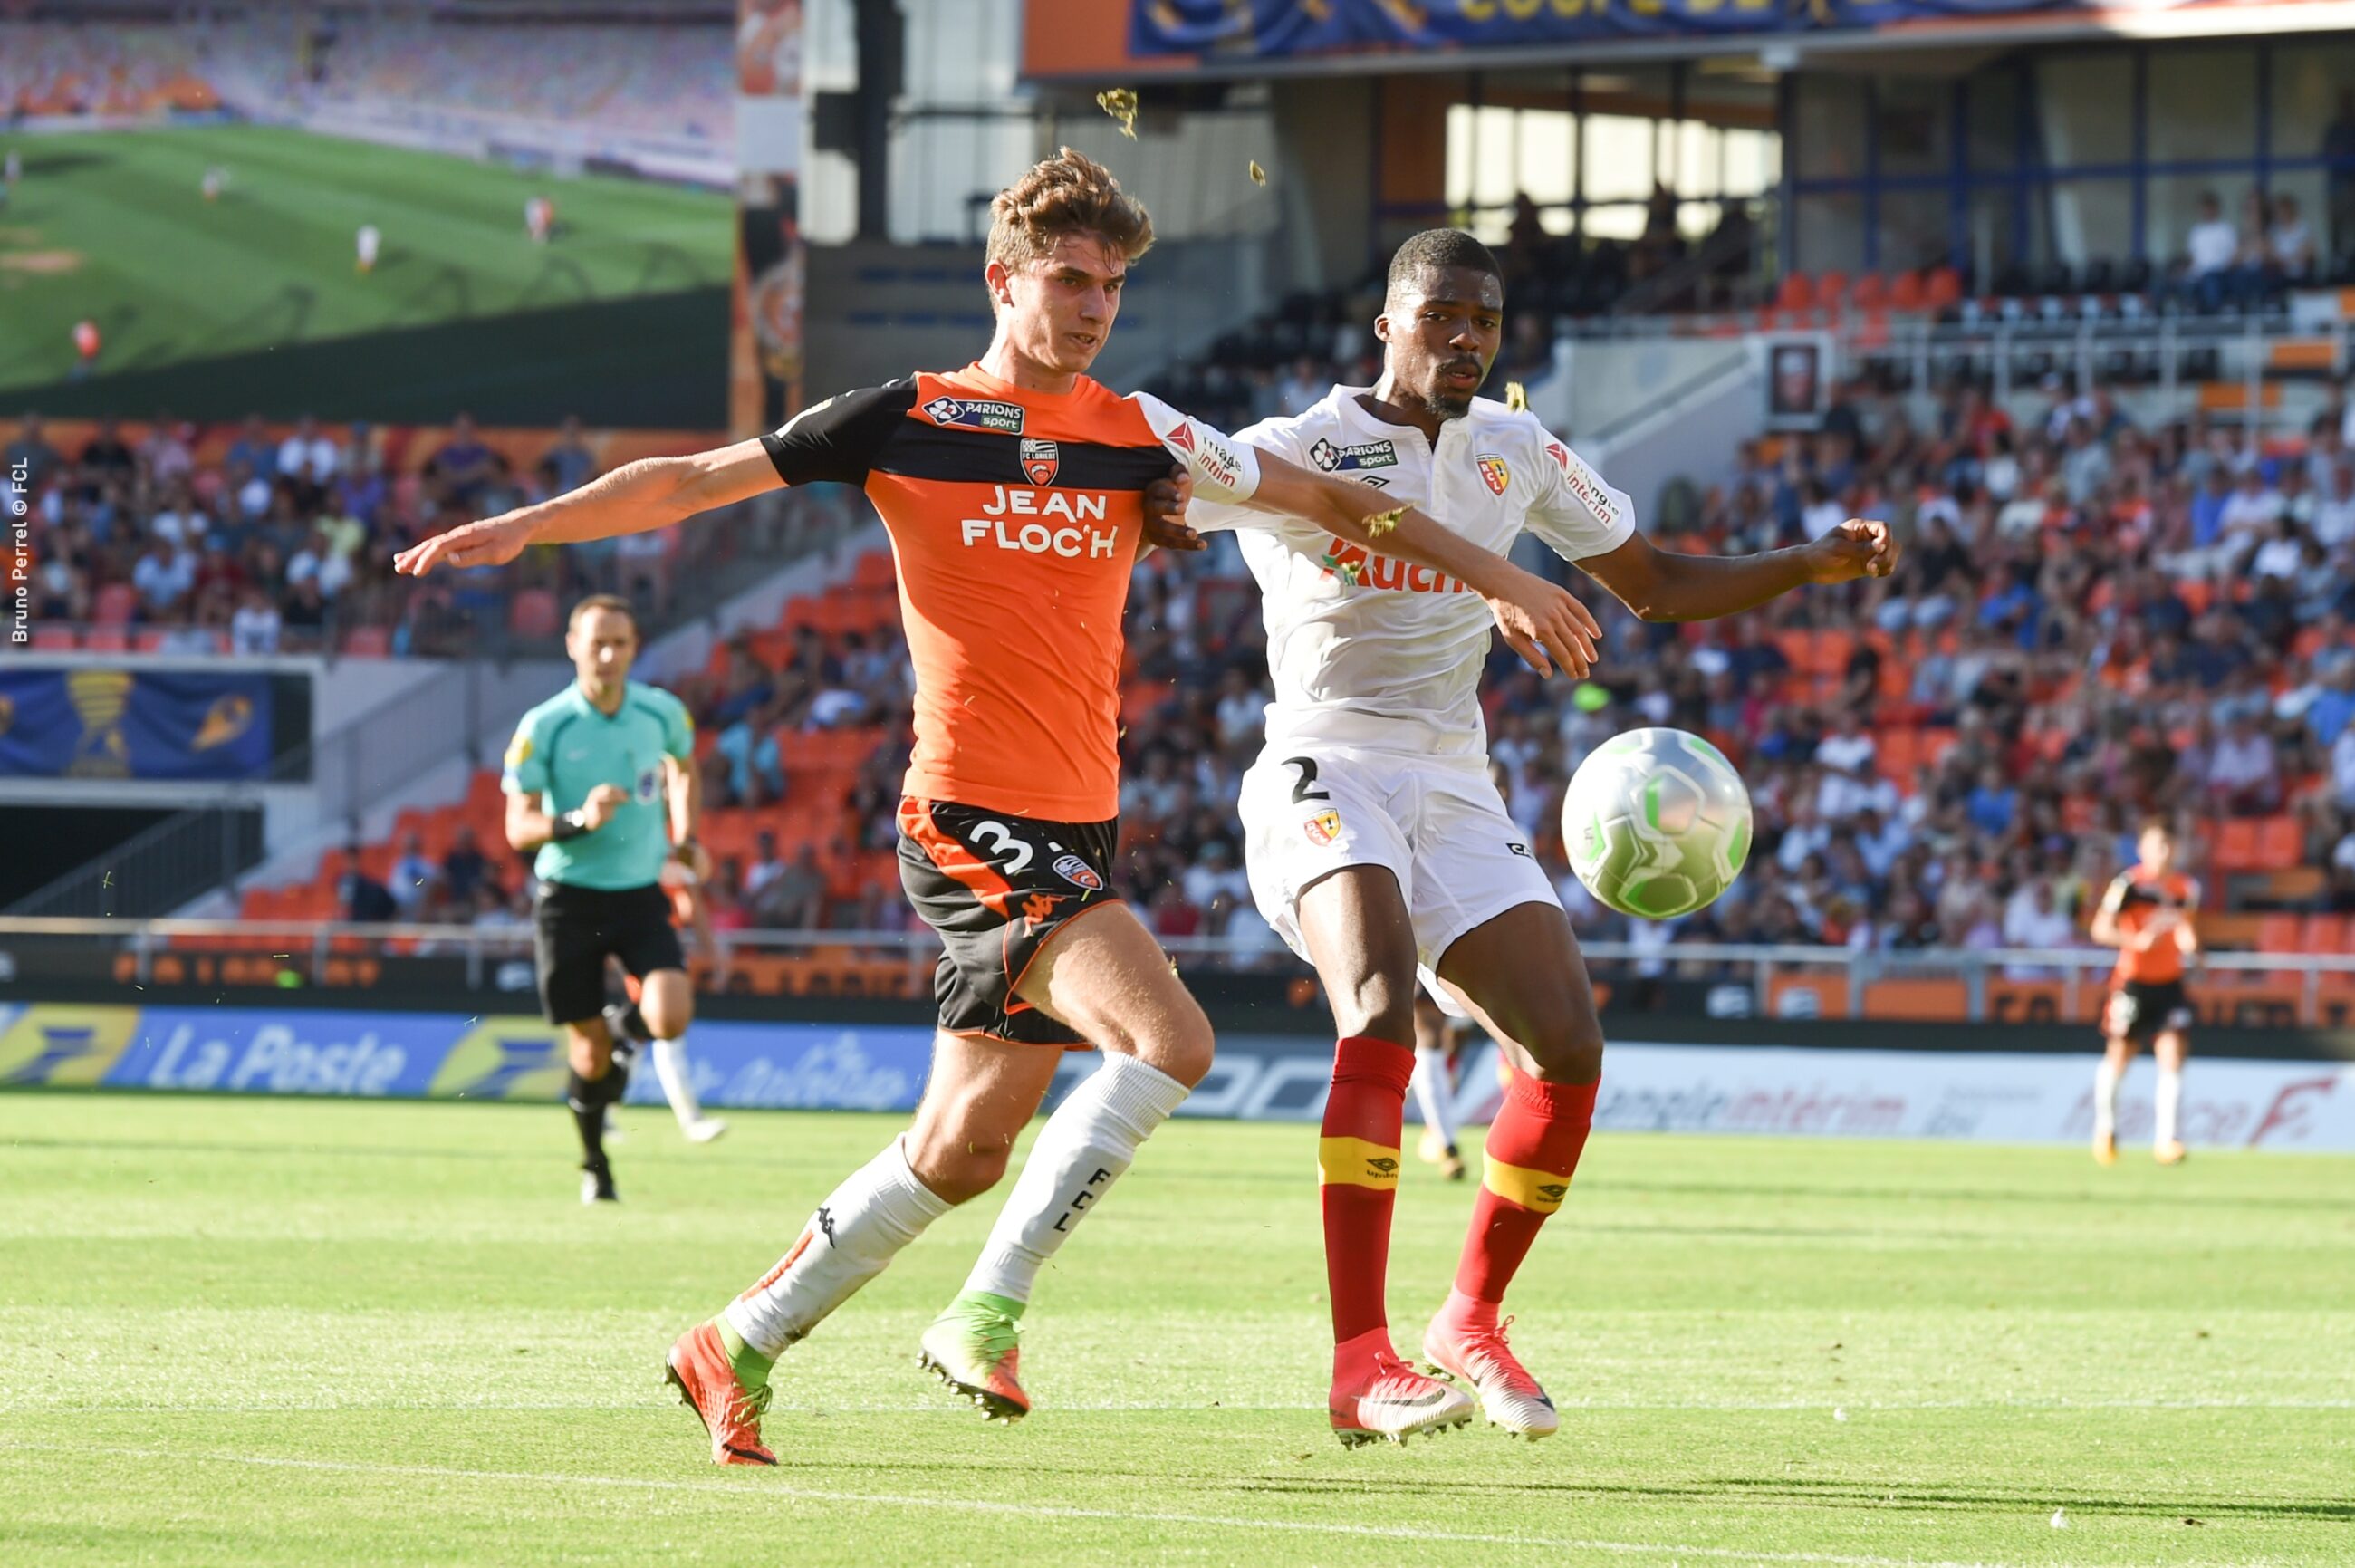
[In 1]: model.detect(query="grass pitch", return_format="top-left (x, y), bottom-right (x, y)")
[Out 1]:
top-left (1, 1094), bottom-right (2349, 1567)
top-left (0, 125), bottom-right (731, 424)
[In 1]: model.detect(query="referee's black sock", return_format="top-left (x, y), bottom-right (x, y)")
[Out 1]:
top-left (602, 1001), bottom-right (651, 1047)
top-left (566, 1057), bottom-right (630, 1168)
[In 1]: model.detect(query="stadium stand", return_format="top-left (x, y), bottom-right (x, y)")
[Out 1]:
top-left (0, 11), bottom-right (728, 149)
top-left (226, 352), bottom-right (2355, 995)
top-left (2, 412), bottom-right (845, 657)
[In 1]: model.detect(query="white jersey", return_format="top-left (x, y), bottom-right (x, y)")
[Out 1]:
top-left (1188, 385), bottom-right (1633, 758)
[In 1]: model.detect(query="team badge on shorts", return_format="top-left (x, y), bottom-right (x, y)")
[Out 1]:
top-left (1303, 809), bottom-right (1342, 846)
top-left (1052, 852), bottom-right (1103, 890)
top-left (1476, 454), bottom-right (1511, 495)
top-left (1020, 438), bottom-right (1060, 486)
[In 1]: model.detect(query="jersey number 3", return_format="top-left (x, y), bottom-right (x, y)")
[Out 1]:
top-left (969, 819), bottom-right (1035, 874)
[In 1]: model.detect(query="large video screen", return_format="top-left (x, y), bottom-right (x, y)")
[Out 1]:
top-left (0, 12), bottom-right (737, 428)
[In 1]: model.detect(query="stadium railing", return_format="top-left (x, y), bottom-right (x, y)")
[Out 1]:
top-left (1570, 309), bottom-right (2350, 417)
top-left (10, 919), bottom-right (2355, 1024)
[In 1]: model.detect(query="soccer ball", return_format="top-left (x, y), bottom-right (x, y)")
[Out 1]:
top-left (1562, 727), bottom-right (1752, 919)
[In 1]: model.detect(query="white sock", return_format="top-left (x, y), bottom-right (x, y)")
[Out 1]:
top-left (962, 1053), bottom-right (1193, 1306)
top-left (2092, 1057), bottom-right (2123, 1139)
top-left (725, 1134), bottom-right (950, 1357)
top-left (650, 1037), bottom-right (706, 1130)
top-left (2155, 1065), bottom-right (2183, 1147)
top-left (1412, 1044), bottom-right (1459, 1150)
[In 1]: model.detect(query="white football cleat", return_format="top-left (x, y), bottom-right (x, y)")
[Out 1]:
top-left (683, 1117), bottom-right (729, 1144)
top-left (1423, 1311), bottom-right (1559, 1440)
top-left (1329, 1349), bottom-right (1475, 1448)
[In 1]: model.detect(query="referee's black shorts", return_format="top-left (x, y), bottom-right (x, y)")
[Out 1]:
top-left (532, 881), bottom-right (684, 1026)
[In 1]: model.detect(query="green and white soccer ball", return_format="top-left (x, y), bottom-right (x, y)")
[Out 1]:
top-left (1562, 726), bottom-right (1752, 920)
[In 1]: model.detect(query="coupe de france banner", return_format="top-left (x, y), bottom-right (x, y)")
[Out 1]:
top-left (0, 667), bottom-right (272, 780)
top-left (1129, 0), bottom-right (2200, 53)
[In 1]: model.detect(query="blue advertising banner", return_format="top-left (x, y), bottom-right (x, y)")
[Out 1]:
top-left (2, 1003), bottom-right (2349, 1150)
top-left (0, 667), bottom-right (273, 780)
top-left (1130, 0), bottom-right (2104, 55)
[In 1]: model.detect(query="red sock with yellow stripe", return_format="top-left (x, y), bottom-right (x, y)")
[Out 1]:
top-left (1319, 1035), bottom-right (1415, 1362)
top-left (1447, 1070), bottom-right (1598, 1323)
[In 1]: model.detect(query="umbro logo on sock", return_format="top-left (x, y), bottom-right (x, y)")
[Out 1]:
top-left (1365, 1157), bottom-right (1399, 1178)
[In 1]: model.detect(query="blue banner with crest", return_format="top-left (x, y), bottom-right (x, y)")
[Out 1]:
top-left (1130, 0), bottom-right (2098, 54)
top-left (0, 668), bottom-right (274, 780)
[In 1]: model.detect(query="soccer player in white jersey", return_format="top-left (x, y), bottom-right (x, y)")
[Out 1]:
top-left (1182, 229), bottom-right (1897, 1442)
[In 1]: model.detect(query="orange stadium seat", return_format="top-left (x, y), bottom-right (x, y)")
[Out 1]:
top-left (92, 582), bottom-right (137, 626)
top-left (31, 627), bottom-right (77, 650)
top-left (509, 589), bottom-right (560, 639)
top-left (1773, 274), bottom-right (1812, 313)
top-left (2210, 819), bottom-right (2260, 871)
top-left (2299, 914), bottom-right (2350, 954)
top-left (2254, 816), bottom-right (2302, 870)
top-left (2256, 913), bottom-right (2303, 953)
top-left (852, 552), bottom-right (897, 590)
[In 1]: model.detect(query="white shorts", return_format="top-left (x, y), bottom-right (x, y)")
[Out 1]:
top-left (1238, 743), bottom-right (1560, 1014)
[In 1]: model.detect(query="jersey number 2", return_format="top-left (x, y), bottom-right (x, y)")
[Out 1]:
top-left (1283, 756), bottom-right (1331, 803)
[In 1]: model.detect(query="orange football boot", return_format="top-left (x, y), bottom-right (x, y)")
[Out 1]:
top-left (665, 1322), bottom-right (776, 1467)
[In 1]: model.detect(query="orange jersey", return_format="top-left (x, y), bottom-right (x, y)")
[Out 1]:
top-left (2101, 868), bottom-right (2199, 985)
top-left (761, 365), bottom-right (1261, 821)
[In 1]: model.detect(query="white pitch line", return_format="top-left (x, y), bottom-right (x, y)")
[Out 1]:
top-left (0, 1440), bottom-right (2081, 1568)
top-left (5, 1398), bottom-right (2350, 1415)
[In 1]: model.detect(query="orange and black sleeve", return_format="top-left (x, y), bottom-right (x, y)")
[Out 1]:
top-left (759, 380), bottom-right (918, 487)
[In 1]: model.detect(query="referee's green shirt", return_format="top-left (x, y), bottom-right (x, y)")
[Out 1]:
top-left (501, 681), bottom-right (694, 891)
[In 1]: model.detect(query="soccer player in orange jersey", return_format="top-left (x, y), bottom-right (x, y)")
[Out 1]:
top-left (395, 149), bottom-right (1600, 1460)
top-left (2089, 819), bottom-right (2201, 1166)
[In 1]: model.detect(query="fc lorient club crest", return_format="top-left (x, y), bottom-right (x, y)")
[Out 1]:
top-left (1020, 438), bottom-right (1060, 486)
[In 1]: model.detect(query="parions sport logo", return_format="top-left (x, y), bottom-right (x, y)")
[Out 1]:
top-left (1309, 438), bottom-right (1399, 474)
top-left (922, 396), bottom-right (1025, 434)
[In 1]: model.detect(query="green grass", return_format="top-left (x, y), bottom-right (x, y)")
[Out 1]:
top-left (0, 125), bottom-right (731, 423)
top-left (2, 1094), bottom-right (2350, 1567)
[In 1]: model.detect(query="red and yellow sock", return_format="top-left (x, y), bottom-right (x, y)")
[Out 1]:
top-left (1450, 1069), bottom-right (1598, 1315)
top-left (1318, 1035), bottom-right (1415, 1359)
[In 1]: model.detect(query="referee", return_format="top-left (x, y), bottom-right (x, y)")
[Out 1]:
top-left (503, 594), bottom-right (706, 1202)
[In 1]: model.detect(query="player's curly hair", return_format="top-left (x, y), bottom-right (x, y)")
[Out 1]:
top-left (985, 147), bottom-right (1156, 297)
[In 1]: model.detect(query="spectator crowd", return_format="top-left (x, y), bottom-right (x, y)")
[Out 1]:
top-left (1, 410), bottom-right (841, 656)
top-left (627, 358), bottom-right (2355, 968)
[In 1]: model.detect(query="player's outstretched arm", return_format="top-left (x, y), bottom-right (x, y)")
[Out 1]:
top-left (1579, 518), bottom-right (1898, 623)
top-left (1246, 454), bottom-right (1601, 678)
top-left (392, 438), bottom-right (782, 577)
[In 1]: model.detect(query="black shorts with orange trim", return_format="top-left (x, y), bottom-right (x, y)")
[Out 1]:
top-left (2108, 978), bottom-right (2194, 1044)
top-left (897, 797), bottom-right (1120, 1045)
